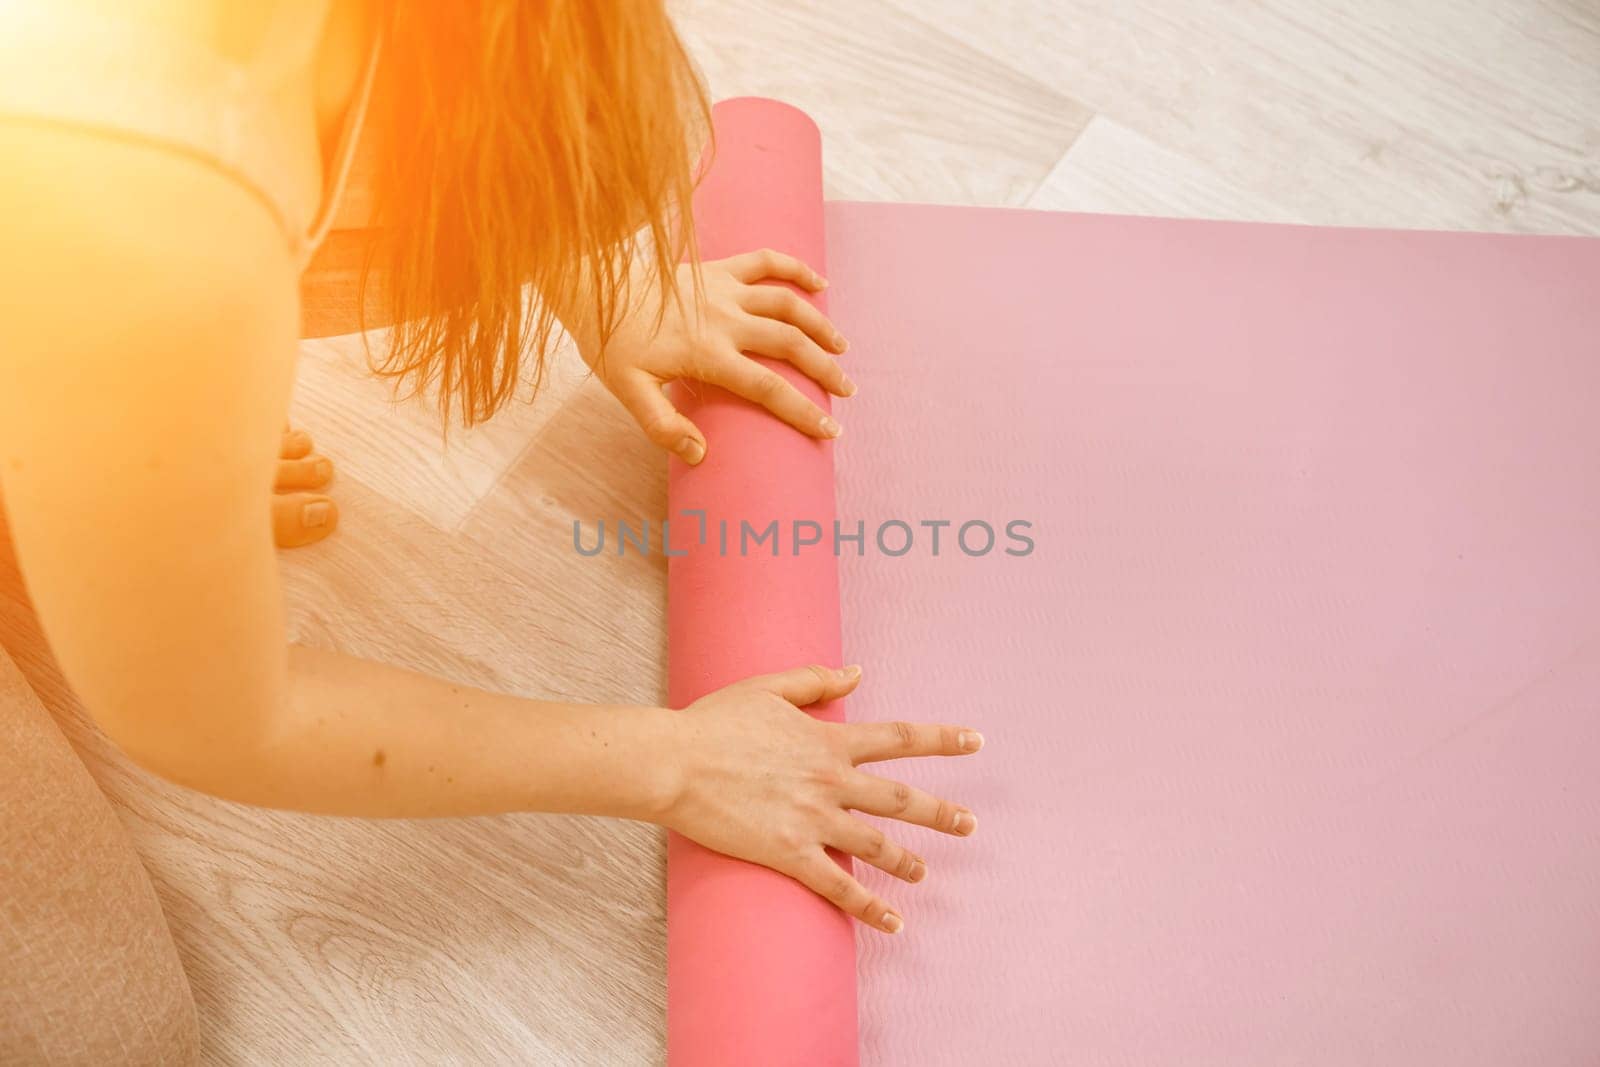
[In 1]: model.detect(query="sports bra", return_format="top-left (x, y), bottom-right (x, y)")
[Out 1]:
top-left (0, 1), bottom-right (379, 268)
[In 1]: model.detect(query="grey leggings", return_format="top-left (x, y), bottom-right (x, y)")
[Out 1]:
top-left (0, 642), bottom-right (199, 1064)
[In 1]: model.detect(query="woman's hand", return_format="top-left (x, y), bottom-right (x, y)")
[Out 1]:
top-left (273, 423), bottom-right (338, 548)
top-left (586, 250), bottom-right (856, 464)
top-left (660, 664), bottom-right (982, 934)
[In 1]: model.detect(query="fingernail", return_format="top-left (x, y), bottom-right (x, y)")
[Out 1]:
top-left (959, 731), bottom-right (984, 752)
top-left (820, 416), bottom-right (842, 438)
top-left (954, 811), bottom-right (977, 836)
top-left (677, 438), bottom-right (705, 465)
top-left (882, 911), bottom-right (903, 933)
top-left (314, 459), bottom-right (333, 480)
top-left (842, 664), bottom-right (862, 681)
top-left (833, 333), bottom-right (848, 353)
top-left (303, 501), bottom-right (332, 528)
top-left (909, 861), bottom-right (927, 883)
top-left (839, 377), bottom-right (857, 398)
top-left (814, 274), bottom-right (828, 290)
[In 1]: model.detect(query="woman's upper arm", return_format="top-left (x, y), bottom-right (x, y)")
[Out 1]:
top-left (0, 122), bottom-right (300, 783)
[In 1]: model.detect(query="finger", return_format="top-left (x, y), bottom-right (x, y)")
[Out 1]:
top-left (739, 284), bottom-right (849, 359)
top-left (847, 772), bottom-right (977, 837)
top-left (280, 428), bottom-right (313, 460)
top-left (704, 351), bottom-right (840, 440)
top-left (274, 454), bottom-right (333, 491)
top-left (847, 721), bottom-right (985, 764)
top-left (723, 247), bottom-right (826, 291)
top-left (827, 815), bottom-right (927, 885)
top-left (736, 315), bottom-right (854, 399)
top-left (272, 492), bottom-right (338, 549)
top-left (613, 372), bottom-right (707, 465)
top-left (745, 663), bottom-right (861, 707)
top-left (793, 851), bottom-right (903, 934)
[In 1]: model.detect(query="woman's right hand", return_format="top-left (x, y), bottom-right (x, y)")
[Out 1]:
top-left (659, 664), bottom-right (983, 934)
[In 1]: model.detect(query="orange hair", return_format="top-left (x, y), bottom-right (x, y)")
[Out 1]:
top-left (367, 1), bottom-right (711, 427)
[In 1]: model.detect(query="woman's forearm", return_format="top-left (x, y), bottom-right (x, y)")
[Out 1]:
top-left (170, 643), bottom-right (682, 822)
top-left (0, 128), bottom-right (673, 826)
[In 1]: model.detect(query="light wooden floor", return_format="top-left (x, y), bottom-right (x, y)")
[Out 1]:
top-left (2, 3), bottom-right (1597, 1064)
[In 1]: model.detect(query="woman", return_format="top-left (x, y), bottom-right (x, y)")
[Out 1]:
top-left (0, 0), bottom-right (981, 1059)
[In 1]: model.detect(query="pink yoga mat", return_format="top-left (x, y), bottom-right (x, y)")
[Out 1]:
top-left (665, 98), bottom-right (856, 1067)
top-left (669, 98), bottom-right (1600, 1066)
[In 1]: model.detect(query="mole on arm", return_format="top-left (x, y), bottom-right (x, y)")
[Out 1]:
top-left (372, 749), bottom-right (386, 768)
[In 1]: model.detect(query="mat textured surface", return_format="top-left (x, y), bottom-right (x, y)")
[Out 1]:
top-left (673, 97), bottom-right (1600, 1066)
top-left (829, 201), bottom-right (1600, 1066)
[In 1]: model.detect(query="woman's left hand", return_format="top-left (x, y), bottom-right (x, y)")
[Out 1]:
top-left (585, 249), bottom-right (855, 465)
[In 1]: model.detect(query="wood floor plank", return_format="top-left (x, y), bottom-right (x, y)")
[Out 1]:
top-left (893, 0), bottom-right (1600, 232)
top-left (1028, 115), bottom-right (1305, 221)
top-left (288, 333), bottom-right (592, 532)
top-left (674, 0), bottom-right (1093, 204)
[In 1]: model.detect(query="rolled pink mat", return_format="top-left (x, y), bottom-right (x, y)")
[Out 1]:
top-left (665, 98), bottom-right (857, 1066)
top-left (667, 95), bottom-right (1600, 1066)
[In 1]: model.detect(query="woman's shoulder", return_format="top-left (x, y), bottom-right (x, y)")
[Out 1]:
top-left (0, 0), bottom-right (367, 258)
top-left (0, 1), bottom-right (333, 63)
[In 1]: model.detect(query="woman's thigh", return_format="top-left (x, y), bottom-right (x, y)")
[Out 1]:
top-left (0, 646), bottom-right (199, 1065)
